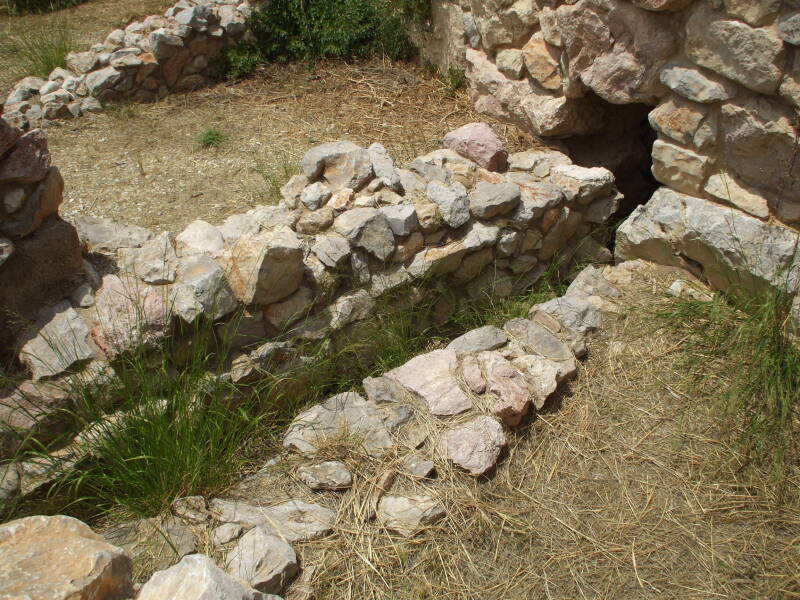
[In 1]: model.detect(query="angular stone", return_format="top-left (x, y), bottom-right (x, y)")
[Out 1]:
top-left (439, 416), bottom-right (506, 476)
top-left (263, 285), bottom-right (314, 332)
top-left (66, 51), bottom-right (101, 74)
top-left (496, 48), bottom-right (525, 79)
top-left (90, 274), bottom-right (169, 359)
top-left (659, 62), bottom-right (737, 103)
top-left (512, 353), bottom-right (577, 410)
top-left (426, 181), bottom-right (469, 228)
top-left (300, 141), bottom-right (373, 192)
top-left (0, 515), bottom-right (133, 600)
top-left (300, 182), bottom-right (332, 210)
top-left (686, 5), bottom-right (785, 94)
top-left (229, 341), bottom-right (295, 384)
top-left (619, 187), bottom-right (800, 294)
top-left (172, 254), bottom-right (238, 323)
top-left (385, 349), bottom-right (472, 416)
top-left (0, 118), bottom-right (20, 158)
top-left (469, 181), bottom-right (520, 219)
top-left (225, 527), bottom-right (298, 595)
top-left (85, 66), bottom-right (124, 96)
top-left (362, 375), bottom-right (406, 404)
top-left (0, 464), bottom-right (20, 503)
top-left (477, 351), bottom-right (532, 427)
top-left (651, 140), bottom-right (709, 195)
top-left (447, 325), bottom-right (508, 353)
top-left (779, 11), bottom-right (800, 46)
top-left (703, 171), bottom-right (770, 219)
top-left (118, 231), bottom-right (178, 284)
top-left (0, 129), bottom-right (50, 184)
top-left (522, 32), bottom-right (562, 91)
top-left (461, 353), bottom-right (486, 394)
top-left (176, 219), bottom-right (225, 255)
top-left (138, 554), bottom-right (271, 600)
top-left (18, 301), bottom-right (98, 381)
top-left (377, 494), bottom-right (445, 537)
top-left (73, 215), bottom-right (154, 256)
top-left (551, 164), bottom-right (615, 205)
top-left (224, 228), bottom-right (304, 305)
top-left (1, 166), bottom-right (64, 239)
top-left (297, 460), bottom-right (353, 490)
top-left (368, 143), bottom-right (401, 191)
top-left (210, 499), bottom-right (335, 543)
top-left (402, 452), bottom-right (435, 479)
top-left (311, 234), bottom-right (350, 268)
top-left (379, 204), bottom-right (418, 236)
top-left (443, 122), bottom-right (508, 172)
top-left (213, 523), bottom-right (244, 547)
top-left (648, 97), bottom-right (708, 148)
top-left (283, 392), bottom-right (394, 456)
top-left (333, 207), bottom-right (395, 260)
top-left (295, 207), bottom-right (334, 235)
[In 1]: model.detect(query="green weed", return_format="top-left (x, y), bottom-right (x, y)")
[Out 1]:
top-left (2, 18), bottom-right (72, 79)
top-left (1, 0), bottom-right (85, 16)
top-left (443, 66), bottom-right (467, 97)
top-left (196, 125), bottom-right (227, 149)
top-left (253, 152), bottom-right (299, 203)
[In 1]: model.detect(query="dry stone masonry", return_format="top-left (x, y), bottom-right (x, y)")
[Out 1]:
top-left (1, 0), bottom-right (249, 129)
top-left (420, 0), bottom-right (800, 304)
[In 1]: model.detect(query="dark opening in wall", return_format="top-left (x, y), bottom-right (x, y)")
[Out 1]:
top-left (563, 100), bottom-right (658, 221)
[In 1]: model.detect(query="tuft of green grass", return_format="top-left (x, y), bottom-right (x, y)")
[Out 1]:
top-left (443, 66), bottom-right (467, 97)
top-left (2, 19), bottom-right (72, 79)
top-left (652, 285), bottom-right (800, 481)
top-left (253, 152), bottom-right (299, 203)
top-left (196, 126), bottom-right (227, 149)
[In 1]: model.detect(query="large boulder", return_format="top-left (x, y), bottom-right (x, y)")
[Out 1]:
top-left (0, 515), bottom-right (133, 600)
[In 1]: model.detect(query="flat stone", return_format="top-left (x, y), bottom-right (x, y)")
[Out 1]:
top-left (213, 523), bottom-right (244, 547)
top-left (468, 181), bottom-right (520, 219)
top-left (312, 234), bottom-right (351, 268)
top-left (401, 453), bottom-right (435, 479)
top-left (377, 494), bottom-right (446, 537)
top-left (18, 301), bottom-right (98, 381)
top-left (73, 215), bottom-right (154, 256)
top-left (176, 219), bottom-right (225, 255)
top-left (210, 499), bottom-right (335, 543)
top-left (0, 515), bottom-right (133, 600)
top-left (426, 181), bottom-right (470, 228)
top-left (439, 416), bottom-right (506, 476)
top-left (461, 354), bottom-right (486, 394)
top-left (659, 62), bottom-right (737, 103)
top-left (104, 515), bottom-right (197, 573)
top-left (225, 527), bottom-right (298, 595)
top-left (551, 164), bottom-right (615, 205)
top-left (283, 391), bottom-right (394, 456)
top-left (138, 554), bottom-right (273, 600)
top-left (297, 460), bottom-right (353, 490)
top-left (362, 375), bottom-right (406, 404)
top-left (503, 318), bottom-right (574, 361)
top-left (385, 349), bottom-right (473, 416)
top-left (300, 141), bottom-right (374, 192)
top-left (443, 123), bottom-right (508, 172)
top-left (447, 325), bottom-right (508, 353)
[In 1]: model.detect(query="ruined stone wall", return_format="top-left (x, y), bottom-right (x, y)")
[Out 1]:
top-left (0, 122), bottom-right (620, 456)
top-left (419, 0), bottom-right (800, 230)
top-left (1, 0), bottom-right (249, 130)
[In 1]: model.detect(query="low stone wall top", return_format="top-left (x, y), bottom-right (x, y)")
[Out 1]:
top-left (0, 122), bottom-right (619, 457)
top-left (1, 0), bottom-right (250, 130)
top-left (420, 0), bottom-right (800, 230)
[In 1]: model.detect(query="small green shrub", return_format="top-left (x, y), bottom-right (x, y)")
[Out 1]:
top-left (2, 19), bottom-right (72, 79)
top-left (246, 0), bottom-right (418, 66)
top-left (214, 43), bottom-right (264, 80)
top-left (253, 152), bottom-right (299, 203)
top-left (1, 0), bottom-right (86, 16)
top-left (443, 66), bottom-right (467, 97)
top-left (196, 125), bottom-right (227, 149)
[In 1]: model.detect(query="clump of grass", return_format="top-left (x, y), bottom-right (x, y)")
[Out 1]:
top-left (652, 285), bottom-right (800, 480)
top-left (196, 125), bottom-right (227, 149)
top-left (253, 152), bottom-right (299, 202)
top-left (2, 18), bottom-right (72, 79)
top-left (443, 66), bottom-right (467, 97)
top-left (102, 99), bottom-right (136, 120)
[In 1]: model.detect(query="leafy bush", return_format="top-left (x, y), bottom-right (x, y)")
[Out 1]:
top-left (214, 43), bottom-right (264, 80)
top-left (2, 18), bottom-right (72, 79)
top-left (1, 0), bottom-right (86, 16)
top-left (246, 0), bottom-right (418, 65)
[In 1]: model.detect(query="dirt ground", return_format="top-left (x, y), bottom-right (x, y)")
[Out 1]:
top-left (42, 60), bottom-right (537, 233)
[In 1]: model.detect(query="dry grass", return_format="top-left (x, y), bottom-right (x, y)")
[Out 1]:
top-left (44, 59), bottom-right (541, 233)
top-left (197, 263), bottom-right (800, 600)
top-left (0, 0), bottom-right (171, 94)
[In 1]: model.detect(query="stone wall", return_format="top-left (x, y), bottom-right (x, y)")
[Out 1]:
top-left (0, 122), bottom-right (620, 456)
top-left (418, 0), bottom-right (800, 231)
top-left (1, 0), bottom-right (249, 130)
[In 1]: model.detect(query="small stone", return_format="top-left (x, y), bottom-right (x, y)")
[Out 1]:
top-left (401, 453), bottom-right (435, 479)
top-left (301, 182), bottom-right (332, 210)
top-left (171, 496), bottom-right (210, 524)
top-left (138, 554), bottom-right (269, 600)
top-left (469, 182), bottom-right (521, 219)
top-left (667, 279), bottom-right (713, 301)
top-left (379, 204), bottom-right (419, 236)
top-left (225, 527), bottom-right (298, 595)
top-left (70, 282), bottom-right (95, 308)
top-left (447, 325), bottom-right (508, 353)
top-left (297, 461), bottom-right (353, 490)
top-left (176, 219), bottom-right (225, 255)
top-left (659, 62), bottom-right (737, 103)
top-left (443, 122), bottom-right (508, 172)
top-left (210, 499), bottom-right (335, 543)
top-left (439, 416), bottom-right (507, 476)
top-left (426, 181), bottom-right (470, 228)
top-left (377, 494), bottom-right (446, 537)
